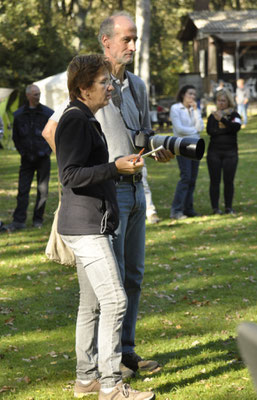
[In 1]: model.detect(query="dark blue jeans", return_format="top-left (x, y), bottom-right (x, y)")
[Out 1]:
top-left (171, 156), bottom-right (200, 214)
top-left (207, 148), bottom-right (238, 209)
top-left (13, 155), bottom-right (50, 224)
top-left (112, 182), bottom-right (146, 354)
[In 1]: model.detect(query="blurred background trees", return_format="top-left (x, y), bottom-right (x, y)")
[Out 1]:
top-left (0, 0), bottom-right (257, 97)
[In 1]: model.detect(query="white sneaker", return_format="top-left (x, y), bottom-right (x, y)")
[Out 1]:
top-left (99, 382), bottom-right (155, 400)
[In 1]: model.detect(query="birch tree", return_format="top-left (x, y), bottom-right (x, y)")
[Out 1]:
top-left (134, 0), bottom-right (151, 96)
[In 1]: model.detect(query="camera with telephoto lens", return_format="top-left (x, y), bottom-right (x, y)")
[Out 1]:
top-left (134, 129), bottom-right (205, 160)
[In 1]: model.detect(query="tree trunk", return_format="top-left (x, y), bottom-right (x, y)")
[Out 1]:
top-left (134, 0), bottom-right (150, 96)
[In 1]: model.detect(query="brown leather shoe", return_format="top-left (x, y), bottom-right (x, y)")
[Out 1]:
top-left (122, 353), bottom-right (160, 372)
top-left (120, 363), bottom-right (136, 379)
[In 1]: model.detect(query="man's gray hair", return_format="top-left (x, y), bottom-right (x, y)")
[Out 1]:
top-left (25, 84), bottom-right (39, 94)
top-left (98, 11), bottom-right (134, 49)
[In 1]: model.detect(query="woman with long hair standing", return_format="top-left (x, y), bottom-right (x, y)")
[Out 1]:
top-left (207, 89), bottom-right (241, 214)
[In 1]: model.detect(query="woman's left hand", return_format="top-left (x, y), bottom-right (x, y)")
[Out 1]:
top-left (115, 154), bottom-right (144, 175)
top-left (213, 110), bottom-right (223, 121)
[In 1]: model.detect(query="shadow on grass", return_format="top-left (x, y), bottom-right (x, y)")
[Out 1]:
top-left (150, 337), bottom-right (244, 393)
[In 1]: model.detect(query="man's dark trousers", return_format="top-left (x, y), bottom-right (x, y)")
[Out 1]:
top-left (13, 155), bottom-right (51, 225)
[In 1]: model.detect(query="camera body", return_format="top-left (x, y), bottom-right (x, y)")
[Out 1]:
top-left (134, 129), bottom-right (205, 161)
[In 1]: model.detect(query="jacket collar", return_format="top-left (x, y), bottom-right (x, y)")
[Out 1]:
top-left (70, 99), bottom-right (98, 123)
top-left (23, 103), bottom-right (43, 113)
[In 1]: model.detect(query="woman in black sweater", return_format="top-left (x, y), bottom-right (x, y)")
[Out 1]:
top-left (54, 55), bottom-right (152, 399)
top-left (207, 89), bottom-right (241, 214)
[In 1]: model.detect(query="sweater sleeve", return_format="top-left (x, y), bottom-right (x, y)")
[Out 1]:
top-left (193, 109), bottom-right (204, 132)
top-left (12, 117), bottom-right (22, 154)
top-left (170, 105), bottom-right (200, 136)
top-left (56, 114), bottom-right (118, 189)
top-left (220, 112), bottom-right (241, 134)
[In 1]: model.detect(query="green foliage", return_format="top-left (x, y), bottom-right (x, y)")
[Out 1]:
top-left (0, 0), bottom-right (74, 89)
top-left (1, 0), bottom-right (257, 96)
top-left (0, 117), bottom-right (257, 399)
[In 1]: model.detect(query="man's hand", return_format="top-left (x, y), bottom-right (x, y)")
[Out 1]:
top-left (154, 149), bottom-right (174, 163)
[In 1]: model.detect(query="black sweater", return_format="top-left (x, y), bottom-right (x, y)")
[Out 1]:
top-left (207, 110), bottom-right (241, 151)
top-left (55, 99), bottom-right (120, 235)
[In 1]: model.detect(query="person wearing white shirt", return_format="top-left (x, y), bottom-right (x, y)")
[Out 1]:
top-left (169, 85), bottom-right (204, 219)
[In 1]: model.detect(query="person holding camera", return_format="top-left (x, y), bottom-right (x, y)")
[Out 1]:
top-left (169, 85), bottom-right (204, 220)
top-left (206, 89), bottom-right (241, 215)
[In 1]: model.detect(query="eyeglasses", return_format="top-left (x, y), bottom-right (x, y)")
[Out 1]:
top-left (93, 78), bottom-right (113, 87)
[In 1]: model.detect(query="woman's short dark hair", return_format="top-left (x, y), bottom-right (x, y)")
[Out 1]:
top-left (176, 85), bottom-right (196, 103)
top-left (67, 54), bottom-right (112, 101)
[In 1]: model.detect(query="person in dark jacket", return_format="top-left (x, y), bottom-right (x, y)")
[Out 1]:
top-left (3, 84), bottom-right (53, 232)
top-left (207, 89), bottom-right (241, 215)
top-left (55, 54), bottom-right (154, 400)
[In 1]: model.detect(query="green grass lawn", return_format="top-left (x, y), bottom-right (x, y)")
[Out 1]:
top-left (0, 117), bottom-right (257, 399)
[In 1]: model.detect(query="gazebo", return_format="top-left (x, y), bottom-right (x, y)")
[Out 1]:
top-left (178, 10), bottom-right (257, 98)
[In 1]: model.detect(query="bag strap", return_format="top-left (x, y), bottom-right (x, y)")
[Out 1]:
top-left (57, 176), bottom-right (62, 202)
top-left (62, 105), bottom-right (105, 142)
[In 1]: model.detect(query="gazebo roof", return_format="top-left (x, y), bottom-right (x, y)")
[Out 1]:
top-left (178, 10), bottom-right (257, 41)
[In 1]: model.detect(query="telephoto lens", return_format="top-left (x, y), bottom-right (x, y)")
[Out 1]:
top-left (149, 135), bottom-right (205, 161)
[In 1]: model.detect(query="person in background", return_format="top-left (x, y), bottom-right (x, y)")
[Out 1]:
top-left (43, 11), bottom-right (173, 389)
top-left (215, 79), bottom-right (225, 94)
top-left (3, 85), bottom-right (53, 232)
top-left (236, 78), bottom-right (250, 128)
top-left (55, 53), bottom-right (155, 400)
top-left (169, 85), bottom-right (204, 220)
top-left (142, 165), bottom-right (160, 224)
top-left (206, 89), bottom-right (241, 215)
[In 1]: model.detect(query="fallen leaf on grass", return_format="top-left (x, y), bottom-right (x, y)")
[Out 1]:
top-left (23, 376), bottom-right (31, 384)
top-left (246, 276), bottom-right (256, 283)
top-left (0, 307), bottom-right (13, 315)
top-left (48, 351), bottom-right (58, 358)
top-left (8, 345), bottom-right (18, 352)
top-left (0, 386), bottom-right (13, 393)
top-left (4, 317), bottom-right (15, 325)
top-left (148, 366), bottom-right (161, 374)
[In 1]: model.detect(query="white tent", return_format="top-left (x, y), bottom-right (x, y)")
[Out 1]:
top-left (34, 71), bottom-right (68, 110)
top-left (0, 88), bottom-right (14, 102)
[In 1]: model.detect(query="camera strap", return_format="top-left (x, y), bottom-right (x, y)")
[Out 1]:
top-left (125, 71), bottom-right (143, 128)
top-left (111, 71), bottom-right (143, 132)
